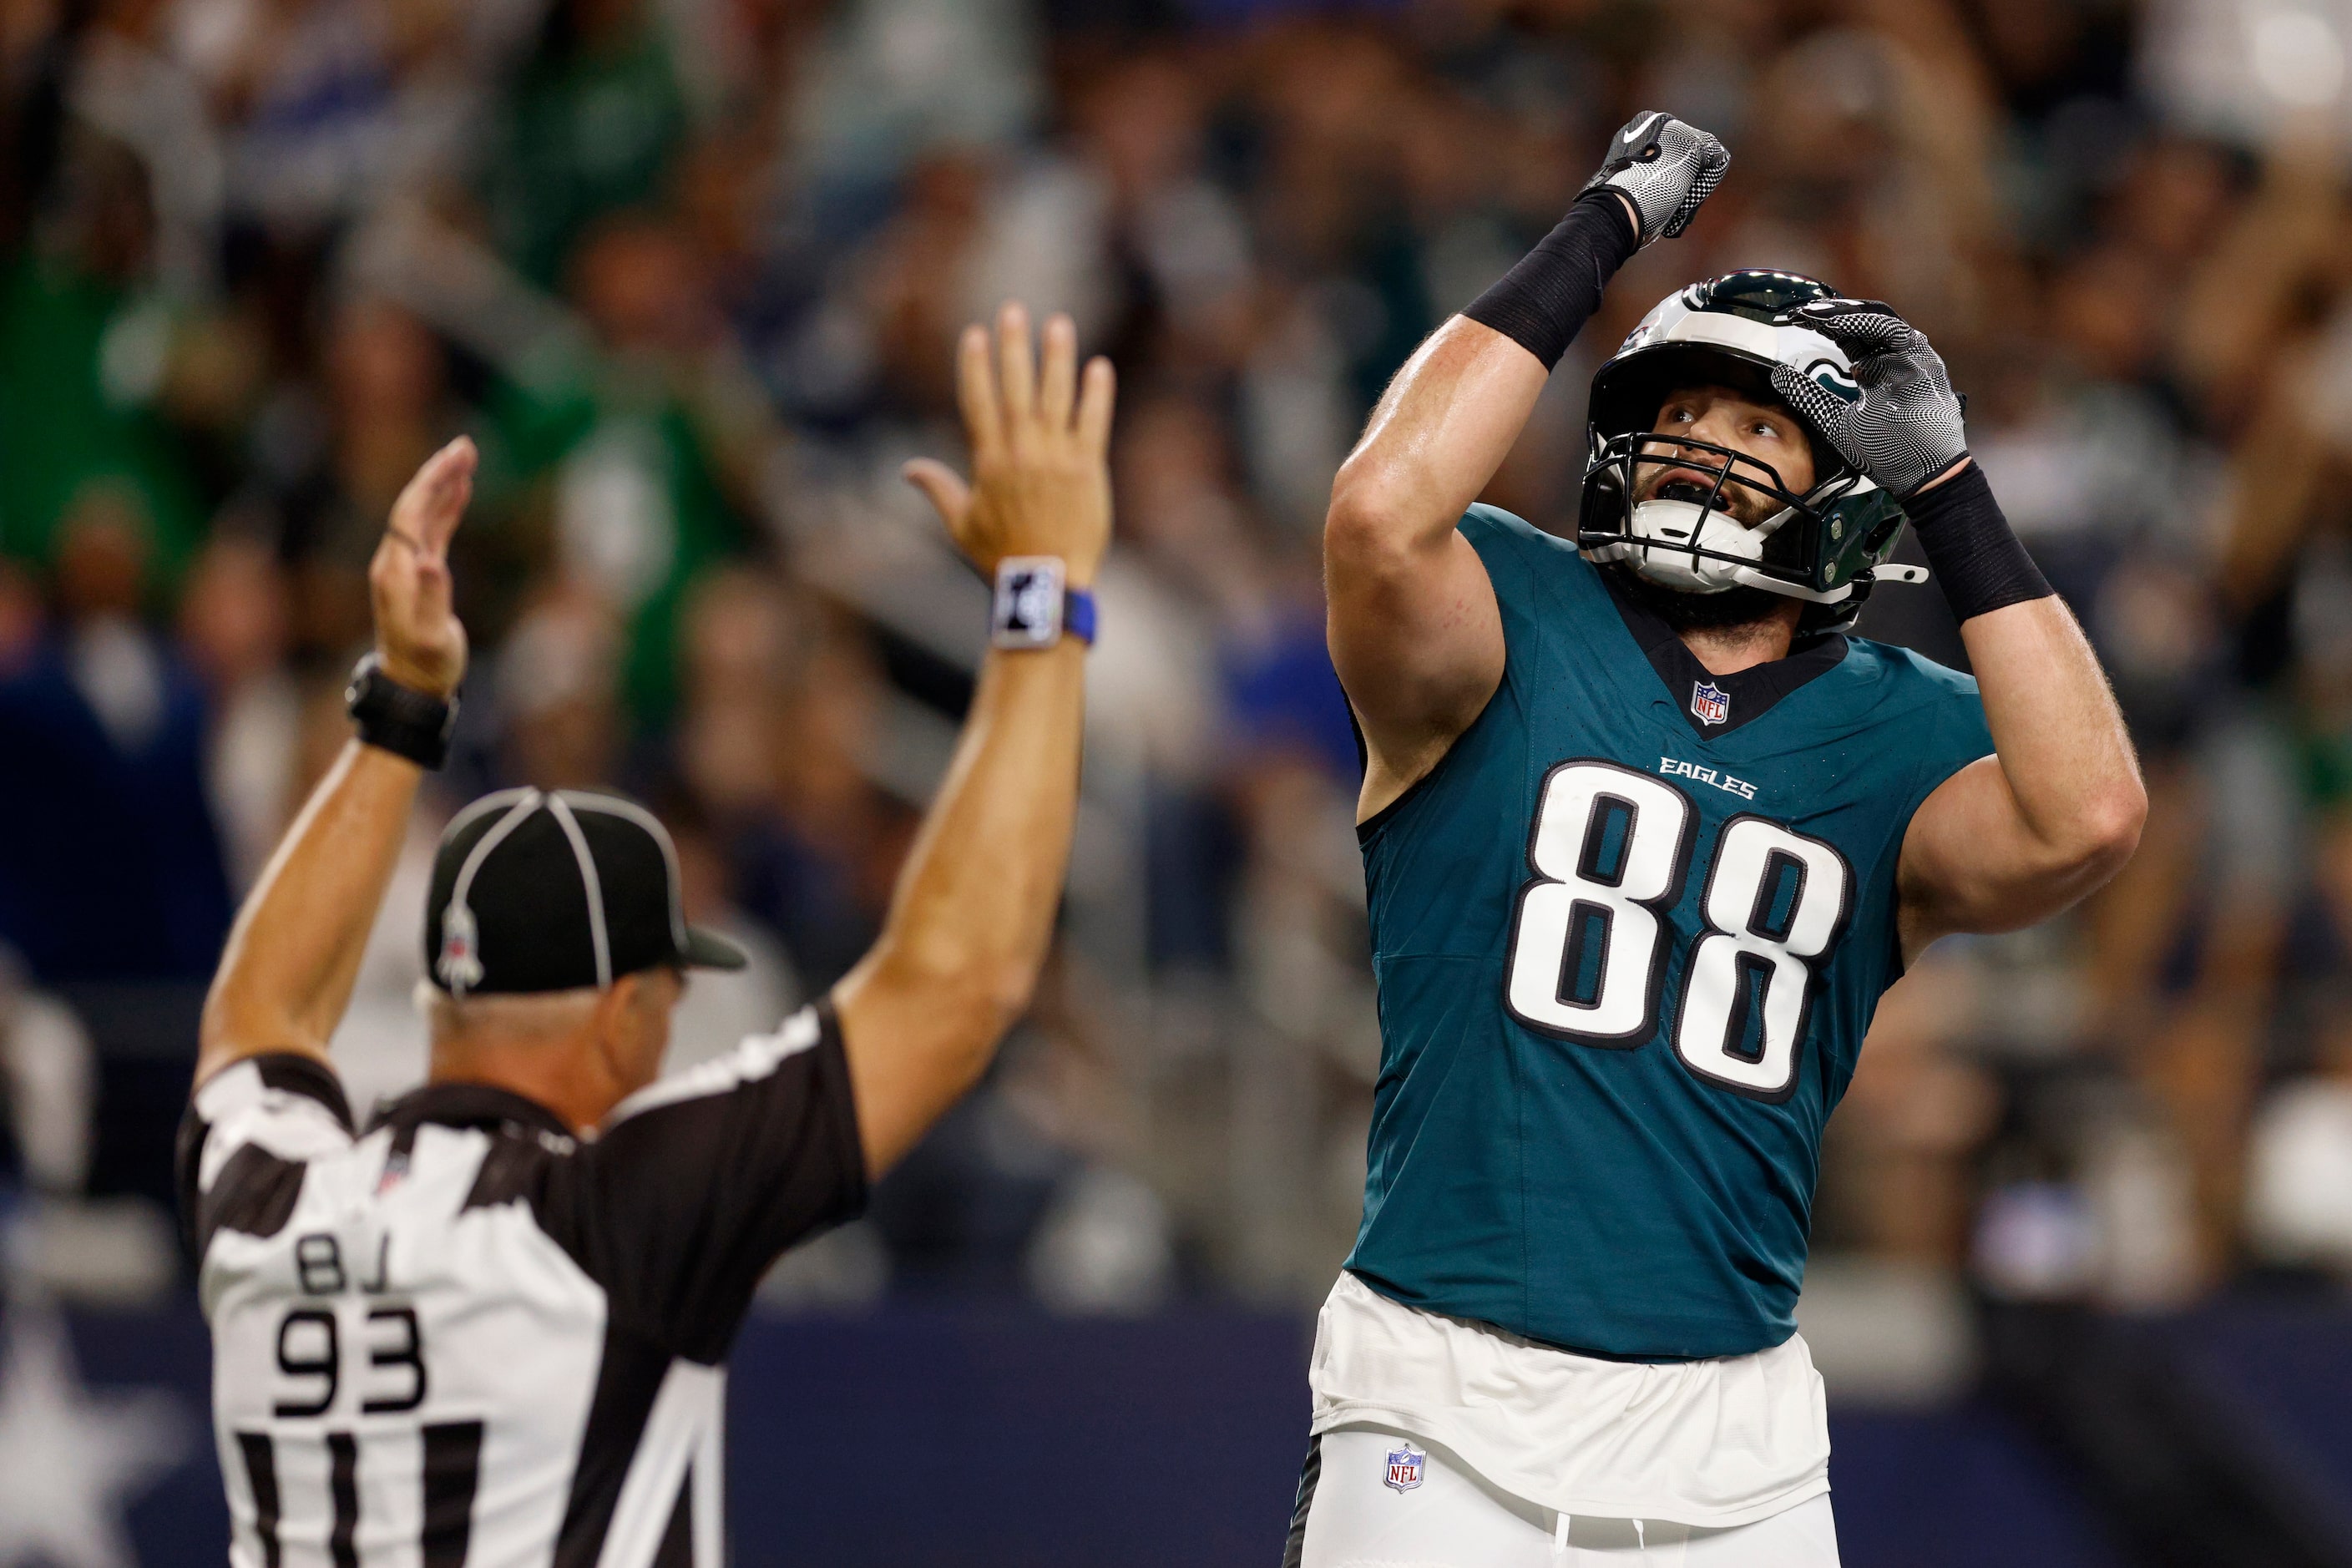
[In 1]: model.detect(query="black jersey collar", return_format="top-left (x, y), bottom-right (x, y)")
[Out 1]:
top-left (368, 1080), bottom-right (576, 1154)
top-left (1602, 571), bottom-right (1848, 739)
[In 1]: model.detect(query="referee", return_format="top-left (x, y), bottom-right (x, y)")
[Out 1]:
top-left (177, 305), bottom-right (1113, 1568)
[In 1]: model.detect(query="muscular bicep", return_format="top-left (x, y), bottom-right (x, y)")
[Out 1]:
top-left (1321, 317), bottom-right (1543, 821)
top-left (1324, 518), bottom-right (1504, 818)
top-left (1896, 753), bottom-right (2121, 962)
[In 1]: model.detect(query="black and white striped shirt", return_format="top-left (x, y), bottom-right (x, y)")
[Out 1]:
top-left (175, 1002), bottom-right (865, 1568)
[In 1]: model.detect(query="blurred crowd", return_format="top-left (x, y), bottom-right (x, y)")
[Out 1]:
top-left (0, 0), bottom-right (2350, 1325)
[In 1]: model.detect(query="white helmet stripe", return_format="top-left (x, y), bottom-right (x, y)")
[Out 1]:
top-left (544, 794), bottom-right (612, 990)
top-left (438, 789), bottom-right (544, 994)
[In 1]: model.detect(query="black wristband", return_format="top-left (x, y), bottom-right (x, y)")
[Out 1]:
top-left (1461, 190), bottom-right (1639, 372)
top-left (346, 654), bottom-right (458, 769)
top-left (1901, 461), bottom-right (2053, 624)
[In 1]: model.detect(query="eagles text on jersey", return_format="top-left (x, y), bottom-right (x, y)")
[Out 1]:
top-left (176, 1004), bottom-right (864, 1568)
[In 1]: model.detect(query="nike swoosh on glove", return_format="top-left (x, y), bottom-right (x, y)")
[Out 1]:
top-left (1768, 298), bottom-right (1968, 498)
top-left (1581, 111), bottom-right (1731, 246)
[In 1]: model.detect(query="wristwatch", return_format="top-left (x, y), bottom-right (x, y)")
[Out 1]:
top-left (346, 653), bottom-right (458, 769)
top-left (991, 557), bottom-right (1097, 650)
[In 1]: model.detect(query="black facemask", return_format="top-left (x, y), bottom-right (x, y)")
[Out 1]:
top-left (1606, 564), bottom-right (1791, 633)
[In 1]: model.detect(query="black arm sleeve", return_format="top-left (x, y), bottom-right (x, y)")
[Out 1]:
top-left (1460, 190), bottom-right (1641, 372)
top-left (1901, 460), bottom-right (2053, 623)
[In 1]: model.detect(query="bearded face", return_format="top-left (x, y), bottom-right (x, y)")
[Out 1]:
top-left (1631, 387), bottom-right (1817, 529)
top-left (1599, 383), bottom-right (1826, 630)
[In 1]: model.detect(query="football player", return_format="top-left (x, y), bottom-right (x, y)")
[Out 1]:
top-left (1287, 113), bottom-right (2146, 1565)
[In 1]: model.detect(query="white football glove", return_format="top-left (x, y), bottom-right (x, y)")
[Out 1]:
top-left (1768, 298), bottom-right (1969, 499)
top-left (1581, 112), bottom-right (1731, 247)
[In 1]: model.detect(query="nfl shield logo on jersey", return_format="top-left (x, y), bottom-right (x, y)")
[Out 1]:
top-left (1691, 680), bottom-right (1731, 727)
top-left (1383, 1443), bottom-right (1425, 1493)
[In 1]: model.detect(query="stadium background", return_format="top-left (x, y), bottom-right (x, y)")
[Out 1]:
top-left (2, 0), bottom-right (2352, 1560)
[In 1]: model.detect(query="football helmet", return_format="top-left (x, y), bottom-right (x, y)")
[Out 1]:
top-left (1577, 270), bottom-right (1925, 632)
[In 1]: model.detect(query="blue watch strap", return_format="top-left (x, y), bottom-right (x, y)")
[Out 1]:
top-left (991, 558), bottom-right (1096, 650)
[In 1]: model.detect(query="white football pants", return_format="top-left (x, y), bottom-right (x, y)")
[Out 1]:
top-left (1289, 1426), bottom-right (1843, 1568)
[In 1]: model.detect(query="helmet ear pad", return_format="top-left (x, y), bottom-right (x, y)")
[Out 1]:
top-left (1580, 425), bottom-right (1630, 534)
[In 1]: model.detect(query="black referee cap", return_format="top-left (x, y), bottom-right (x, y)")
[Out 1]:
top-left (424, 788), bottom-right (747, 996)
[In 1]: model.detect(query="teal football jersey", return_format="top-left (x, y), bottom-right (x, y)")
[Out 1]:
top-left (1345, 504), bottom-right (1994, 1362)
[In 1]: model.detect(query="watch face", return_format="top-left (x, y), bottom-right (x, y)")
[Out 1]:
top-left (992, 557), bottom-right (1065, 650)
top-left (1004, 569), bottom-right (1059, 635)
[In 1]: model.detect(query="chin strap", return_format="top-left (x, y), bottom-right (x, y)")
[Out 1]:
top-left (1582, 541), bottom-right (1932, 604)
top-left (1725, 559), bottom-right (1932, 601)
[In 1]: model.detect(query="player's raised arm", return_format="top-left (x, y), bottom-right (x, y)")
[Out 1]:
top-left (1773, 300), bottom-right (2147, 953)
top-left (195, 439), bottom-right (478, 1087)
top-left (832, 305), bottom-right (1111, 1179)
top-left (1326, 113), bottom-right (1727, 817)
top-left (1906, 585), bottom-right (2146, 938)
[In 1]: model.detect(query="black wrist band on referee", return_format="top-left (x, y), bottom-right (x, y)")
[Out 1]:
top-left (1901, 460), bottom-right (2053, 624)
top-left (346, 653), bottom-right (458, 769)
top-left (1461, 190), bottom-right (1640, 372)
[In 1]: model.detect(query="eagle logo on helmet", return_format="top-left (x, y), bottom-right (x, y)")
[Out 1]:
top-left (1802, 358), bottom-right (1861, 406)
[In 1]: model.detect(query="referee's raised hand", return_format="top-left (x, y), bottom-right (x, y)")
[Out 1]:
top-left (836, 301), bottom-right (1113, 1178)
top-left (904, 304), bottom-right (1114, 586)
top-left (368, 435), bottom-right (477, 699)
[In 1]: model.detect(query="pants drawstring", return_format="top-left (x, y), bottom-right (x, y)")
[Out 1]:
top-left (1633, 1519), bottom-right (1646, 1561)
top-left (1552, 1511), bottom-right (1572, 1565)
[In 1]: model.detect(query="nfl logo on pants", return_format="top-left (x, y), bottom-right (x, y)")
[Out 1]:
top-left (1384, 1443), bottom-right (1425, 1493)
